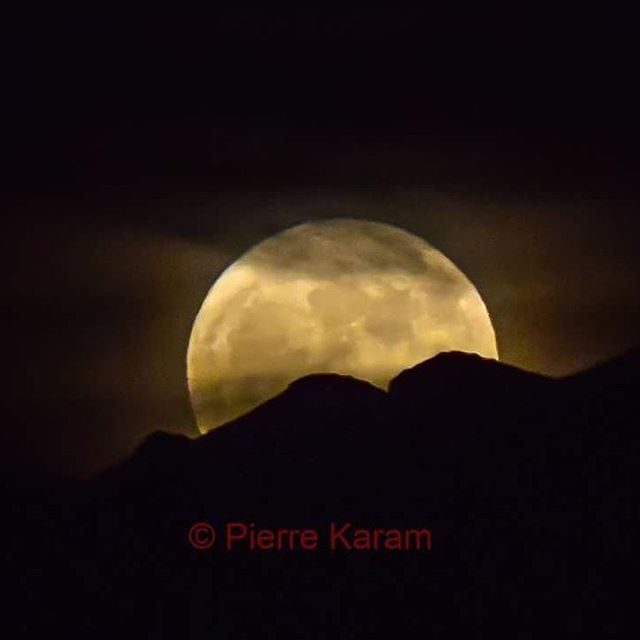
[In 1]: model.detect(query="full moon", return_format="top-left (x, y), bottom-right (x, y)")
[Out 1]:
top-left (187, 219), bottom-right (498, 433)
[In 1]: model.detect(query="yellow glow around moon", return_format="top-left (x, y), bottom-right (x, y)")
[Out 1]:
top-left (187, 219), bottom-right (498, 433)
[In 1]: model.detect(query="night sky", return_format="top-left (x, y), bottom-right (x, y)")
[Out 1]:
top-left (3, 9), bottom-right (640, 475)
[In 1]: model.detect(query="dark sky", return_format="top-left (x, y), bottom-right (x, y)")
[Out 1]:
top-left (2, 9), bottom-right (640, 475)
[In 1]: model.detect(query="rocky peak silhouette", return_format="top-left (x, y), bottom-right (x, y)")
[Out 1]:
top-left (5, 349), bottom-right (639, 637)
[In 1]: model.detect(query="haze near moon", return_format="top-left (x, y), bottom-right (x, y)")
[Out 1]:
top-left (187, 219), bottom-right (498, 433)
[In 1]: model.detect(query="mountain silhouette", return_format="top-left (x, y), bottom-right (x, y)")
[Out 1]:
top-left (4, 351), bottom-right (639, 638)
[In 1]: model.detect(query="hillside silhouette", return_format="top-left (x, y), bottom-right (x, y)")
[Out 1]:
top-left (5, 351), bottom-right (639, 637)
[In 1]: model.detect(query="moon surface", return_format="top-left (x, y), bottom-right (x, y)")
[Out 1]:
top-left (187, 219), bottom-right (498, 433)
